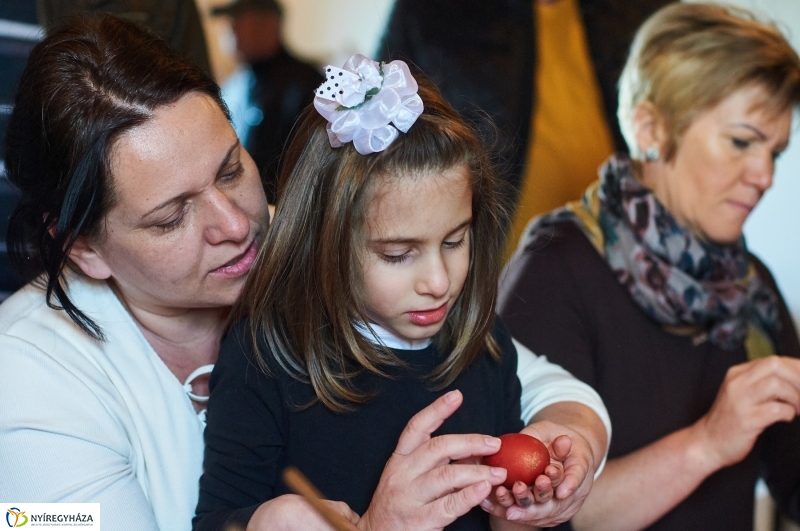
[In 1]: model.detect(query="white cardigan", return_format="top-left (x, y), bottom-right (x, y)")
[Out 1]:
top-left (0, 274), bottom-right (609, 531)
top-left (0, 274), bottom-right (204, 531)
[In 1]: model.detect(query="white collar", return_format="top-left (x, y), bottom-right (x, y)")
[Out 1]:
top-left (354, 321), bottom-right (432, 350)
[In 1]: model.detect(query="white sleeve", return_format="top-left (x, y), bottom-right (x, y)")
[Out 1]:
top-left (0, 336), bottom-right (160, 531)
top-left (514, 338), bottom-right (611, 477)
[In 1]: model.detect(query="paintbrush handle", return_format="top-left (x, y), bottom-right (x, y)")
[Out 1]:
top-left (282, 466), bottom-right (357, 531)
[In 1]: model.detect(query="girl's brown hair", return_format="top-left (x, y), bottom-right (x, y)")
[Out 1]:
top-left (232, 76), bottom-right (507, 412)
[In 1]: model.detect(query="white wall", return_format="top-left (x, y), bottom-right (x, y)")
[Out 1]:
top-left (199, 0), bottom-right (395, 82)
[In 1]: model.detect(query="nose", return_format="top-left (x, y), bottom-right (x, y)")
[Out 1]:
top-left (204, 188), bottom-right (250, 245)
top-left (744, 152), bottom-right (775, 193)
top-left (416, 252), bottom-right (450, 299)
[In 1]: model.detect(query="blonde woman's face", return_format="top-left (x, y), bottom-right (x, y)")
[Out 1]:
top-left (652, 84), bottom-right (792, 244)
top-left (358, 165), bottom-right (472, 343)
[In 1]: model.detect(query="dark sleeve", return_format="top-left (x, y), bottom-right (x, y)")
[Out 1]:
top-left (193, 321), bottom-right (286, 531)
top-left (493, 317), bottom-right (525, 435)
top-left (753, 257), bottom-right (800, 524)
top-left (497, 228), bottom-right (598, 388)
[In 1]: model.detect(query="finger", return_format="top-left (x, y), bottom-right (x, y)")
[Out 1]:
top-left (416, 462), bottom-right (507, 501)
top-left (732, 357), bottom-right (800, 395)
top-left (494, 485), bottom-right (516, 508)
top-left (432, 480), bottom-right (494, 525)
top-left (394, 390), bottom-right (463, 456)
top-left (479, 497), bottom-right (508, 518)
top-left (532, 474), bottom-right (554, 503)
top-left (512, 480), bottom-right (535, 507)
top-left (544, 462), bottom-right (565, 488)
top-left (750, 401), bottom-right (798, 428)
top-left (549, 435), bottom-right (572, 461)
top-left (410, 433), bottom-right (502, 473)
top-left (554, 459), bottom-right (586, 499)
top-left (327, 501), bottom-right (361, 526)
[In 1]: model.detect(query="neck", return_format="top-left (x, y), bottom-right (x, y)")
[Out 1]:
top-left (110, 283), bottom-right (227, 382)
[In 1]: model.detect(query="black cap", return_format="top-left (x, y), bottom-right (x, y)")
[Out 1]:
top-left (210, 0), bottom-right (282, 17)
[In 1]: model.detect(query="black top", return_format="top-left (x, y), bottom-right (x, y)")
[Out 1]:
top-left (498, 222), bottom-right (800, 530)
top-left (194, 319), bottom-right (523, 531)
top-left (246, 49), bottom-right (322, 203)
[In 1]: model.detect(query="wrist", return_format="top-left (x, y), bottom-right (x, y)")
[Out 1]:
top-left (683, 420), bottom-right (724, 477)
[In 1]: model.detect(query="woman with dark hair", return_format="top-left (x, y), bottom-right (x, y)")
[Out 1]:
top-left (0, 14), bottom-right (270, 531)
top-left (498, 3), bottom-right (800, 530)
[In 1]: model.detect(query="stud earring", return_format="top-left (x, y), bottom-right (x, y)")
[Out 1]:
top-left (644, 146), bottom-right (660, 162)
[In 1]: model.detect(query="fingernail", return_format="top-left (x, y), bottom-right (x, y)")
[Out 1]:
top-left (485, 436), bottom-right (501, 449)
top-left (480, 499), bottom-right (493, 512)
top-left (518, 496), bottom-right (533, 508)
top-left (445, 390), bottom-right (460, 403)
top-left (491, 467), bottom-right (506, 477)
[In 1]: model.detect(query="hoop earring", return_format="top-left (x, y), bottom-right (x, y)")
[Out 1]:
top-left (644, 146), bottom-right (660, 162)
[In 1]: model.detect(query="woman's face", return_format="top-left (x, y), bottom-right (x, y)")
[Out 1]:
top-left (649, 84), bottom-right (792, 244)
top-left (80, 92), bottom-right (269, 314)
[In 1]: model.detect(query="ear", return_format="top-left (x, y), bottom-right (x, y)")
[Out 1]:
top-left (632, 101), bottom-right (667, 158)
top-left (68, 235), bottom-right (113, 280)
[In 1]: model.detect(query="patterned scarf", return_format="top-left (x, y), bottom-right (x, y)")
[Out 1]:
top-left (520, 154), bottom-right (781, 352)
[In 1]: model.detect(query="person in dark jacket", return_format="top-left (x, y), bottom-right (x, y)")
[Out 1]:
top-left (378, 0), bottom-right (673, 211)
top-left (36, 0), bottom-right (211, 74)
top-left (211, 0), bottom-right (322, 203)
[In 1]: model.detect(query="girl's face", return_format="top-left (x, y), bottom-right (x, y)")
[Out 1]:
top-left (76, 92), bottom-right (269, 314)
top-left (359, 165), bottom-right (472, 343)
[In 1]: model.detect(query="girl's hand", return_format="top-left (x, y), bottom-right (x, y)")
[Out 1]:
top-left (357, 390), bottom-right (509, 531)
top-left (247, 494), bottom-right (360, 531)
top-left (690, 355), bottom-right (800, 471)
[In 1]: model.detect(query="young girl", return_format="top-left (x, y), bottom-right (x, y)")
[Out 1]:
top-left (194, 55), bottom-right (561, 531)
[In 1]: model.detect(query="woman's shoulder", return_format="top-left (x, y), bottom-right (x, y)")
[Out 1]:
top-left (510, 220), bottom-right (600, 264)
top-left (500, 220), bottom-right (613, 305)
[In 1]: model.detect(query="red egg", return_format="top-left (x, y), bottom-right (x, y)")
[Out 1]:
top-left (482, 433), bottom-right (550, 489)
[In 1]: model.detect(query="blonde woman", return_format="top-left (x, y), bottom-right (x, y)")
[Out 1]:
top-left (498, 4), bottom-right (800, 530)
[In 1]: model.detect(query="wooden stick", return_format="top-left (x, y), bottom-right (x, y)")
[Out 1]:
top-left (282, 466), bottom-right (357, 531)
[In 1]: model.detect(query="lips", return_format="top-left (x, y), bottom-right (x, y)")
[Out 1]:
top-left (407, 303), bottom-right (448, 326)
top-left (727, 199), bottom-right (756, 214)
top-left (211, 240), bottom-right (258, 278)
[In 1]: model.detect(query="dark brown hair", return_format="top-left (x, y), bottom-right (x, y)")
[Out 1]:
top-left (5, 15), bottom-right (228, 339)
top-left (233, 77), bottom-right (508, 412)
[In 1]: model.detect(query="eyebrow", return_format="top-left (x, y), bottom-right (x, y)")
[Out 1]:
top-left (731, 122), bottom-right (767, 140)
top-left (142, 141), bottom-right (240, 219)
top-left (370, 218), bottom-right (472, 245)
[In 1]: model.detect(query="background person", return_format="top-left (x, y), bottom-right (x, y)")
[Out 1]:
top-left (497, 4), bottom-right (800, 530)
top-left (211, 0), bottom-right (322, 203)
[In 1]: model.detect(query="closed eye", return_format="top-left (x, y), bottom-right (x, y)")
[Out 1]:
top-left (154, 204), bottom-right (188, 232)
top-left (381, 251), bottom-right (411, 264)
top-left (443, 237), bottom-right (467, 250)
top-left (731, 138), bottom-right (751, 150)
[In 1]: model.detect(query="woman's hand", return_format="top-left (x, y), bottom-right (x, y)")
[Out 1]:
top-left (357, 390), bottom-right (509, 531)
top-left (691, 355), bottom-right (800, 470)
top-left (480, 419), bottom-right (598, 527)
top-left (247, 494), bottom-right (360, 531)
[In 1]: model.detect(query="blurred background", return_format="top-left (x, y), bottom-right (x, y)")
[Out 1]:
top-left (0, 0), bottom-right (799, 529)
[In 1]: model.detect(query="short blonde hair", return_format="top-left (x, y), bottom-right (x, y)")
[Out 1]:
top-left (618, 3), bottom-right (800, 160)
